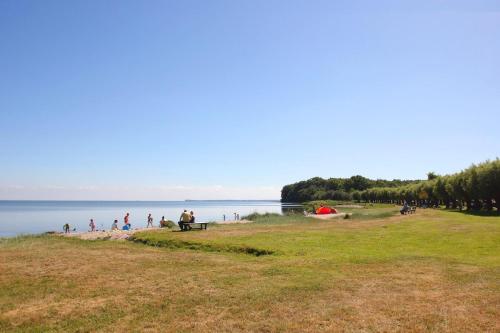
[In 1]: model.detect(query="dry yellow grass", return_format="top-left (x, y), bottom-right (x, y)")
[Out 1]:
top-left (1, 209), bottom-right (499, 332)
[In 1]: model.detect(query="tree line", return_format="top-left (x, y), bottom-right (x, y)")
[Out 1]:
top-left (281, 159), bottom-right (500, 211)
top-left (281, 175), bottom-right (419, 202)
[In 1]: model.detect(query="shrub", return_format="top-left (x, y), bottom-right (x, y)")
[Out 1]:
top-left (160, 220), bottom-right (176, 228)
top-left (242, 212), bottom-right (281, 221)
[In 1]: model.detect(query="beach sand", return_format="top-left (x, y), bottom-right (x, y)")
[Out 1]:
top-left (306, 213), bottom-right (348, 220)
top-left (57, 228), bottom-right (150, 240)
top-left (56, 219), bottom-right (254, 240)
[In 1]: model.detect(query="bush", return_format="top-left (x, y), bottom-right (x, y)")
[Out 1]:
top-left (160, 220), bottom-right (176, 228)
top-left (242, 212), bottom-right (281, 221)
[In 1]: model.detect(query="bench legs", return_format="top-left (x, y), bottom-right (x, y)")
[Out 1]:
top-left (181, 223), bottom-right (208, 231)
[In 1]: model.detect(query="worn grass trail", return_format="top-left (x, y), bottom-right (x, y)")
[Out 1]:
top-left (0, 209), bottom-right (499, 332)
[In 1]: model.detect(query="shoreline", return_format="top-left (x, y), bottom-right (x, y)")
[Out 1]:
top-left (54, 219), bottom-right (254, 240)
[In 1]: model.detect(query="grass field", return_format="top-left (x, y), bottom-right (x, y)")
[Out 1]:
top-left (1, 208), bottom-right (499, 332)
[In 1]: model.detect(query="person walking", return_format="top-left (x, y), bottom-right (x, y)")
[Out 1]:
top-left (147, 214), bottom-right (153, 228)
top-left (63, 223), bottom-right (70, 234)
top-left (400, 200), bottom-right (409, 214)
top-left (89, 219), bottom-right (96, 232)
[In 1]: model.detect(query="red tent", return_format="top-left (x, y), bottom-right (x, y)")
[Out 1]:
top-left (316, 206), bottom-right (337, 215)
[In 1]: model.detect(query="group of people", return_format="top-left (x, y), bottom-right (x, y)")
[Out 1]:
top-left (110, 212), bottom-right (136, 231)
top-left (64, 210), bottom-right (200, 233)
top-left (179, 210), bottom-right (196, 231)
top-left (80, 213), bottom-right (156, 233)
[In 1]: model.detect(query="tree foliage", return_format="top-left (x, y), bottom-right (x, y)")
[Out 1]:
top-left (281, 175), bottom-right (419, 202)
top-left (281, 159), bottom-right (500, 211)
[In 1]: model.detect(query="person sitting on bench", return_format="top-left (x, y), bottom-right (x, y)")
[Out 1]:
top-left (178, 210), bottom-right (192, 231)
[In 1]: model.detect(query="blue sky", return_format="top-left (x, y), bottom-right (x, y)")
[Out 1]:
top-left (1, 1), bottom-right (499, 200)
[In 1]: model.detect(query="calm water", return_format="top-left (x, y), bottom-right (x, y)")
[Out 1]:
top-left (0, 200), bottom-right (301, 237)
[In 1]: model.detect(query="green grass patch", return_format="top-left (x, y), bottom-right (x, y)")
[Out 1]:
top-left (130, 232), bottom-right (275, 256)
top-left (132, 209), bottom-right (500, 266)
top-left (1, 207), bottom-right (499, 332)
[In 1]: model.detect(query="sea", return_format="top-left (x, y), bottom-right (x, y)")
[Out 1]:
top-left (0, 200), bottom-right (302, 237)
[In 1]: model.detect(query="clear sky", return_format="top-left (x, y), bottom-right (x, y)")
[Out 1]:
top-left (1, 1), bottom-right (499, 200)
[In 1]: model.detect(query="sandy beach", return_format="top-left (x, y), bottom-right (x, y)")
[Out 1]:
top-left (57, 219), bottom-right (254, 240)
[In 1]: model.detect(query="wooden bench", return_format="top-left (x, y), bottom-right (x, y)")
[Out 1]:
top-left (181, 222), bottom-right (208, 231)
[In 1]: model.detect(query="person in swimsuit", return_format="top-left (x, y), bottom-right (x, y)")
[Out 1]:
top-left (89, 219), bottom-right (96, 232)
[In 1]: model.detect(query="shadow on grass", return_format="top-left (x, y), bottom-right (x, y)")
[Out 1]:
top-left (129, 235), bottom-right (275, 256)
top-left (447, 209), bottom-right (500, 217)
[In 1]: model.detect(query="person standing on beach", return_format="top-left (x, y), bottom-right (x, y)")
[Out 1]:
top-left (124, 213), bottom-right (130, 226)
top-left (63, 223), bottom-right (70, 234)
top-left (89, 219), bottom-right (96, 232)
top-left (147, 214), bottom-right (153, 228)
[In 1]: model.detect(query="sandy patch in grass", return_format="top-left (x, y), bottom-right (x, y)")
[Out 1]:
top-left (56, 220), bottom-right (254, 241)
top-left (56, 227), bottom-right (159, 240)
top-left (307, 213), bottom-right (348, 220)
